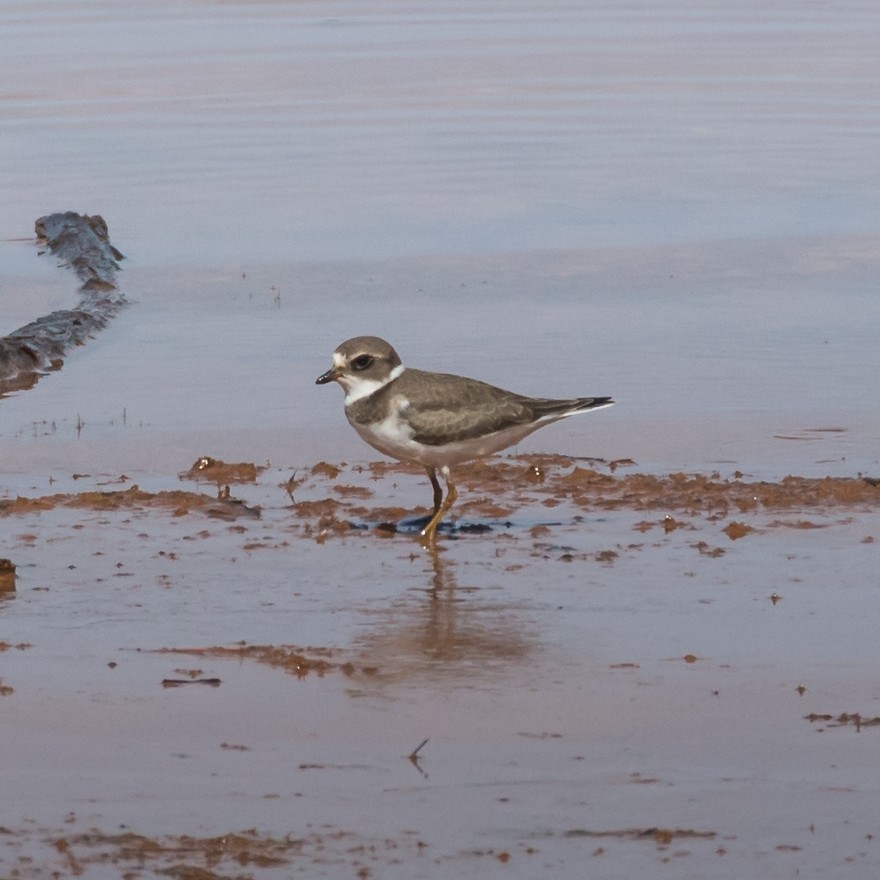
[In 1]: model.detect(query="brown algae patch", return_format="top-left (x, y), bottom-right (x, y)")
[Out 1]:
top-left (0, 823), bottom-right (720, 878)
top-left (311, 461), bottom-right (342, 479)
top-left (4, 458), bottom-right (876, 538)
top-left (559, 827), bottom-right (716, 848)
top-left (0, 558), bottom-right (16, 592)
top-left (805, 713), bottom-right (880, 732)
top-left (0, 484), bottom-right (259, 520)
top-left (543, 467), bottom-right (880, 513)
top-left (8, 826), bottom-right (428, 880)
top-left (152, 642), bottom-right (363, 679)
top-left (722, 521), bottom-right (754, 540)
top-left (288, 456), bottom-right (880, 538)
top-left (179, 455), bottom-right (266, 484)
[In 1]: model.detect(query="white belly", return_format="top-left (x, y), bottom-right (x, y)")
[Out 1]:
top-left (349, 410), bottom-right (547, 468)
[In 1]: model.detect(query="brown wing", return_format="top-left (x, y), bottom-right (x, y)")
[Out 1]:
top-left (388, 369), bottom-right (530, 446)
top-left (345, 366), bottom-right (613, 445)
top-left (396, 370), bottom-right (611, 447)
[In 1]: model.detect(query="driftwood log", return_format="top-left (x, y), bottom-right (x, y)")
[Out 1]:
top-left (0, 212), bottom-right (126, 395)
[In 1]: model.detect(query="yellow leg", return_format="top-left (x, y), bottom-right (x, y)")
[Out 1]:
top-left (420, 466), bottom-right (457, 543)
top-left (425, 466), bottom-right (443, 515)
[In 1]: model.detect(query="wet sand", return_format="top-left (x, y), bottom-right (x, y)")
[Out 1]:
top-left (2, 455), bottom-right (879, 878)
top-left (2, 0), bottom-right (880, 877)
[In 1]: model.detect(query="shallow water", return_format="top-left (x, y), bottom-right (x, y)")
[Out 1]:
top-left (3, 238), bottom-right (879, 481)
top-left (1, 1), bottom-right (880, 877)
top-left (2, 0), bottom-right (879, 476)
top-left (2, 463), bottom-right (879, 878)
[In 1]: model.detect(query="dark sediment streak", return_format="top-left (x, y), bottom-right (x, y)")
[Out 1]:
top-left (0, 212), bottom-right (126, 396)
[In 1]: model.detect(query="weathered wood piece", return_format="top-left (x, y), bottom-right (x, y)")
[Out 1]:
top-left (0, 212), bottom-right (126, 394)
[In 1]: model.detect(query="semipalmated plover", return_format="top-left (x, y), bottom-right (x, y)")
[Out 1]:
top-left (316, 336), bottom-right (613, 542)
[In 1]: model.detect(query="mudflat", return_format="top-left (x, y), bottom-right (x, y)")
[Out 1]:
top-left (2, 1), bottom-right (879, 876)
top-left (1, 452), bottom-right (878, 877)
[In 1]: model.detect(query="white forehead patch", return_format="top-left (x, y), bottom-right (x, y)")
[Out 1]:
top-left (332, 351), bottom-right (347, 368)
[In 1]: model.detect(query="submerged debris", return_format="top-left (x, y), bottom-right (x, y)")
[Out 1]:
top-left (0, 212), bottom-right (127, 394)
top-left (152, 642), bottom-right (356, 679)
top-left (805, 712), bottom-right (880, 731)
top-left (0, 484), bottom-right (259, 520)
top-left (161, 677), bottom-right (223, 688)
top-left (180, 455), bottom-right (266, 484)
top-left (0, 558), bottom-right (15, 593)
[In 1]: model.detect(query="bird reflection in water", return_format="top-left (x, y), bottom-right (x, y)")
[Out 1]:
top-left (350, 542), bottom-right (534, 682)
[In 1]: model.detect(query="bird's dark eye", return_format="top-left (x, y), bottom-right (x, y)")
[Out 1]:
top-left (351, 354), bottom-right (374, 371)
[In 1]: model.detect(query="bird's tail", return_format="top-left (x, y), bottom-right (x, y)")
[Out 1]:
top-left (532, 396), bottom-right (614, 421)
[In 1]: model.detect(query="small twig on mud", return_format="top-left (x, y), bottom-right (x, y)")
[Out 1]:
top-left (406, 739), bottom-right (430, 778)
top-left (408, 739), bottom-right (429, 760)
top-left (285, 471), bottom-right (305, 503)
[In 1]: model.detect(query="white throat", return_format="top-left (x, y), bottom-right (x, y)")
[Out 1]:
top-left (343, 362), bottom-right (405, 404)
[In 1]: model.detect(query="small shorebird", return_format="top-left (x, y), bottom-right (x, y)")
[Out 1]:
top-left (316, 336), bottom-right (613, 542)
